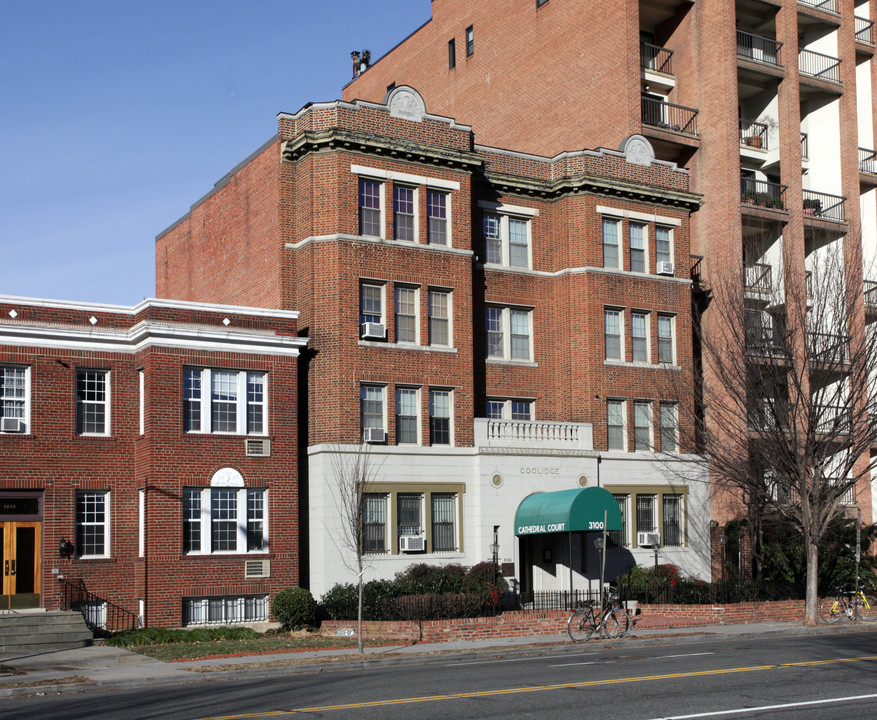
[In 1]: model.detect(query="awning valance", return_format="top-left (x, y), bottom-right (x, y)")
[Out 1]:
top-left (514, 487), bottom-right (623, 536)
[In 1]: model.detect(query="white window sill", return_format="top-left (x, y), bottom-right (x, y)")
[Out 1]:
top-left (604, 360), bottom-right (681, 370)
top-left (359, 340), bottom-right (459, 354)
top-left (486, 358), bottom-right (538, 367)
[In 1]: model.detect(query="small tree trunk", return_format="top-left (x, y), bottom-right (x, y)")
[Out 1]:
top-left (357, 571), bottom-right (364, 653)
top-left (804, 538), bottom-right (819, 625)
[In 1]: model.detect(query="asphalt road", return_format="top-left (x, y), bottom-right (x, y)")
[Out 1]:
top-left (4, 631), bottom-right (877, 720)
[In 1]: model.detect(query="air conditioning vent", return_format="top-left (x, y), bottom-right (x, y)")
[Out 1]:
top-left (637, 531), bottom-right (661, 547)
top-left (245, 438), bottom-right (271, 457)
top-left (245, 559), bottom-right (271, 578)
top-left (360, 322), bottom-right (387, 340)
top-left (656, 261), bottom-right (675, 276)
top-left (1, 417), bottom-right (23, 433)
top-left (399, 535), bottom-right (426, 553)
top-left (363, 428), bottom-right (386, 444)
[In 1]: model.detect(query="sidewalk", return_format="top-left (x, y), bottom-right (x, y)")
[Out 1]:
top-left (0, 620), bottom-right (871, 699)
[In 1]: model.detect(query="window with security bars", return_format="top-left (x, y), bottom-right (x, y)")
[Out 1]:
top-left (430, 389), bottom-right (451, 445)
top-left (184, 368), bottom-right (266, 434)
top-left (658, 315), bottom-right (674, 363)
top-left (395, 388), bottom-right (419, 444)
top-left (630, 222), bottom-right (646, 273)
top-left (431, 493), bottom-right (456, 551)
top-left (428, 290), bottom-right (450, 346)
top-left (182, 595), bottom-right (268, 626)
top-left (397, 493), bottom-right (422, 537)
top-left (632, 313), bottom-right (648, 362)
top-left (76, 370), bottom-right (109, 435)
top-left (636, 494), bottom-right (656, 533)
top-left (395, 287), bottom-right (417, 343)
top-left (184, 488), bottom-right (267, 554)
top-left (1, 365), bottom-right (27, 431)
top-left (393, 186), bottom-right (415, 241)
top-left (362, 493), bottom-right (387, 553)
top-left (662, 494), bottom-right (683, 546)
top-left (359, 179), bottom-right (382, 237)
top-left (76, 491), bottom-right (108, 556)
top-left (427, 190), bottom-right (448, 245)
top-left (609, 494), bottom-right (629, 547)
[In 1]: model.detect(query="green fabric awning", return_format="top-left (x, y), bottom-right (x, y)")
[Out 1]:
top-left (514, 487), bottom-right (623, 535)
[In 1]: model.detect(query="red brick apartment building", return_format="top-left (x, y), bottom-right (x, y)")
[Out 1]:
top-left (0, 296), bottom-right (307, 626)
top-left (156, 85), bottom-right (707, 599)
top-left (343, 0), bottom-right (877, 555)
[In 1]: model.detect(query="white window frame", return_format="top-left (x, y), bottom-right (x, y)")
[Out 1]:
top-left (360, 281), bottom-right (386, 327)
top-left (487, 398), bottom-right (533, 420)
top-left (660, 402), bottom-right (679, 453)
top-left (485, 305), bottom-right (534, 362)
top-left (358, 177), bottom-right (385, 238)
top-left (636, 494), bottom-right (658, 535)
top-left (607, 399), bottom-right (627, 451)
top-left (604, 308), bottom-right (624, 361)
top-left (182, 595), bottom-right (268, 626)
top-left (361, 384), bottom-right (387, 436)
top-left (182, 487), bottom-right (268, 555)
top-left (76, 369), bottom-right (110, 436)
top-left (431, 492), bottom-right (458, 552)
top-left (76, 490), bottom-right (110, 558)
top-left (0, 364), bottom-right (30, 434)
top-left (633, 400), bottom-right (653, 451)
top-left (397, 492), bottom-right (425, 538)
top-left (394, 285), bottom-right (420, 344)
top-left (393, 183), bottom-right (418, 242)
top-left (395, 386), bottom-right (421, 445)
top-left (428, 289), bottom-right (452, 347)
top-left (629, 221), bottom-right (648, 273)
top-left (138, 489), bottom-right (145, 558)
top-left (662, 494), bottom-right (684, 547)
top-left (479, 201), bottom-right (537, 270)
top-left (426, 189), bottom-right (451, 246)
top-left (631, 311), bottom-right (650, 363)
top-left (138, 370), bottom-right (145, 436)
top-left (183, 368), bottom-right (268, 436)
top-left (602, 216), bottom-right (622, 270)
top-left (429, 388), bottom-right (453, 446)
top-left (656, 225), bottom-right (674, 266)
top-left (657, 314), bottom-right (676, 364)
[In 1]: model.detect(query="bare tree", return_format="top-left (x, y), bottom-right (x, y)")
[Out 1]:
top-left (329, 443), bottom-right (383, 652)
top-left (692, 240), bottom-right (877, 623)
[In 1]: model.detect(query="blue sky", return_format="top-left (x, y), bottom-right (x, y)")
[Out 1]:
top-left (1, 1), bottom-right (429, 305)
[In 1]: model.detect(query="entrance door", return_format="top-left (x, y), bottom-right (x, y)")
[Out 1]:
top-left (1, 522), bottom-right (41, 610)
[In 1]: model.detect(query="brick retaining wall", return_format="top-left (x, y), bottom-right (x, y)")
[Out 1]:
top-left (320, 601), bottom-right (805, 643)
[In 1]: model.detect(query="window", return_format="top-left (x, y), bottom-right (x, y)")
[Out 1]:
top-left (663, 494), bottom-right (684, 546)
top-left (609, 494), bottom-right (629, 547)
top-left (393, 185), bottom-right (416, 241)
top-left (658, 314), bottom-right (675, 363)
top-left (431, 493), bottom-right (457, 551)
top-left (138, 490), bottom-right (145, 558)
top-left (395, 387), bottom-right (420, 444)
top-left (427, 190), bottom-right (449, 246)
top-left (483, 213), bottom-right (531, 268)
top-left (394, 286), bottom-right (418, 343)
top-left (537, 0), bottom-right (549, 5)
top-left (604, 309), bottom-right (622, 360)
top-left (362, 493), bottom-right (388, 553)
top-left (466, 25), bottom-right (474, 56)
top-left (430, 389), bottom-right (452, 445)
top-left (630, 222), bottom-right (647, 273)
top-left (634, 401), bottom-right (652, 451)
top-left (183, 595), bottom-right (268, 626)
top-left (398, 493), bottom-right (423, 537)
top-left (183, 487), bottom-right (267, 554)
top-left (603, 217), bottom-right (621, 269)
top-left (607, 400), bottom-right (626, 450)
top-left (76, 369), bottom-right (109, 435)
top-left (487, 398), bottom-right (533, 420)
top-left (138, 370), bottom-right (144, 436)
top-left (656, 226), bottom-right (672, 265)
top-left (359, 179), bottom-right (383, 237)
top-left (632, 312), bottom-right (649, 362)
top-left (448, 38), bottom-right (456, 69)
top-left (183, 369), bottom-right (266, 435)
top-left (486, 306), bottom-right (532, 361)
top-left (0, 365), bottom-right (28, 433)
top-left (660, 403), bottom-right (678, 452)
top-left (361, 385), bottom-right (385, 436)
top-left (360, 282), bottom-right (385, 327)
top-left (636, 494), bottom-right (656, 534)
top-left (428, 290), bottom-right (451, 346)
top-left (76, 491), bottom-right (109, 557)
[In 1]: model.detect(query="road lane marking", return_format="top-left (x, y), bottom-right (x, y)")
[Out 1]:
top-left (657, 653), bottom-right (714, 659)
top-left (645, 692), bottom-right (877, 719)
top-left (449, 652), bottom-right (597, 666)
top-left (190, 654), bottom-right (877, 719)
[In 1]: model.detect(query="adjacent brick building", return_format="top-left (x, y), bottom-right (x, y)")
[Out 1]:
top-left (0, 296), bottom-right (307, 626)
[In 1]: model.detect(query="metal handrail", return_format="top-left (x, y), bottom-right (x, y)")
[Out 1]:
top-left (641, 96), bottom-right (699, 136)
top-left (740, 119), bottom-right (769, 150)
top-left (641, 42), bottom-right (673, 74)
top-left (741, 176), bottom-right (787, 210)
top-left (859, 147), bottom-right (877, 174)
top-left (801, 133), bottom-right (809, 159)
top-left (798, 0), bottom-right (839, 14)
top-left (808, 332), bottom-right (850, 364)
top-left (745, 263), bottom-right (772, 292)
top-left (802, 189), bottom-right (846, 221)
top-left (798, 48), bottom-right (841, 83)
top-left (61, 578), bottom-right (139, 634)
top-left (736, 29), bottom-right (783, 67)
top-left (856, 16), bottom-right (875, 45)
top-left (864, 279), bottom-right (877, 306)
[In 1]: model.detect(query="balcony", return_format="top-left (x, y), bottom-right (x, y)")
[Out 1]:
top-left (745, 263), bottom-right (772, 294)
top-left (802, 189), bottom-right (846, 221)
top-left (865, 279), bottom-right (877, 308)
top-left (741, 177), bottom-right (787, 211)
top-left (740, 119), bottom-right (769, 151)
top-left (801, 132), bottom-right (809, 160)
top-left (814, 405), bottom-right (851, 436)
top-left (641, 96), bottom-right (699, 136)
top-left (641, 42), bottom-right (673, 75)
top-left (798, 0), bottom-right (839, 13)
top-left (798, 48), bottom-right (841, 84)
top-left (474, 418), bottom-right (593, 450)
top-left (856, 16), bottom-right (875, 45)
top-left (860, 148), bottom-right (877, 174)
top-left (737, 30), bottom-right (783, 67)
top-left (808, 332), bottom-right (850, 365)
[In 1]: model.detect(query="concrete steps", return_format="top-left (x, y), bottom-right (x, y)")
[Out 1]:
top-left (0, 610), bottom-right (94, 656)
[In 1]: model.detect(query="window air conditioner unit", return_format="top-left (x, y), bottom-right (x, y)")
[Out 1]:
top-left (363, 428), bottom-right (386, 444)
top-left (360, 322), bottom-right (386, 340)
top-left (656, 261), bottom-right (675, 276)
top-left (399, 535), bottom-right (426, 552)
top-left (245, 438), bottom-right (271, 457)
top-left (1, 418), bottom-right (23, 433)
top-left (245, 559), bottom-right (271, 579)
top-left (637, 531), bottom-right (661, 547)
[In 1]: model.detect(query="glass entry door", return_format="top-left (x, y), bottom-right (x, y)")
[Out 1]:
top-left (1, 522), bottom-right (41, 609)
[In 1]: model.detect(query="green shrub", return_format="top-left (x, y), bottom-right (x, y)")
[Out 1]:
top-left (105, 626), bottom-right (260, 646)
top-left (394, 563), bottom-right (467, 595)
top-left (271, 587), bottom-right (318, 630)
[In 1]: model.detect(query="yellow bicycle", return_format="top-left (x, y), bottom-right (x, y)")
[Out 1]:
top-left (819, 586), bottom-right (876, 623)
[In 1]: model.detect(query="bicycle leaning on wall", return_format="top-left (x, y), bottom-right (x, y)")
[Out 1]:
top-left (819, 584), bottom-right (877, 623)
top-left (567, 588), bottom-right (632, 642)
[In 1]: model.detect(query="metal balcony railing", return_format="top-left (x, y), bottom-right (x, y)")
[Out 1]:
top-left (736, 30), bottom-right (783, 67)
top-left (62, 579), bottom-right (139, 633)
top-left (806, 270), bottom-right (813, 299)
top-left (798, 48), bottom-right (841, 83)
top-left (641, 96), bottom-right (699, 136)
top-left (864, 279), bottom-right (877, 307)
top-left (859, 148), bottom-right (877, 174)
top-left (745, 263), bottom-right (772, 293)
top-left (856, 16), bottom-right (875, 44)
top-left (802, 189), bottom-right (846, 221)
top-left (808, 332), bottom-right (850, 364)
top-left (641, 42), bottom-right (673, 74)
top-left (801, 132), bottom-right (809, 160)
top-left (814, 406), bottom-right (851, 436)
top-left (798, 0), bottom-right (839, 13)
top-left (741, 176), bottom-right (787, 210)
top-left (740, 119), bottom-right (769, 150)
